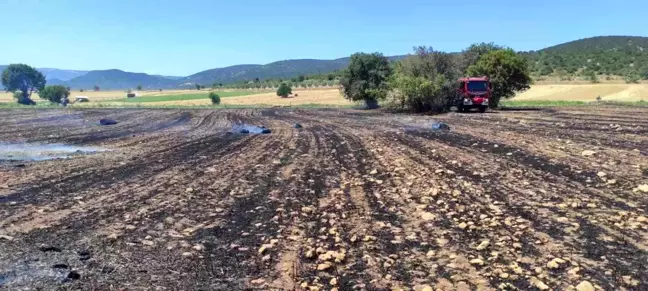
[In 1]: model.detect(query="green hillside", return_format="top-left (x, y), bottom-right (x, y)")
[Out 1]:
top-left (522, 36), bottom-right (648, 78)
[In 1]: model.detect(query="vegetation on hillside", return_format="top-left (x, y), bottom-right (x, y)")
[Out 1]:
top-left (523, 36), bottom-right (648, 80)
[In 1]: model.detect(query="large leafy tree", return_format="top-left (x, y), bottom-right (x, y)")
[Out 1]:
top-left (458, 43), bottom-right (504, 73)
top-left (1, 64), bottom-right (46, 105)
top-left (467, 49), bottom-right (532, 108)
top-left (39, 85), bottom-right (70, 104)
top-left (339, 52), bottom-right (392, 107)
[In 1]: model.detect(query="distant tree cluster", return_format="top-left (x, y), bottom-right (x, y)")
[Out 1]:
top-left (212, 70), bottom-right (344, 90)
top-left (339, 43), bottom-right (531, 111)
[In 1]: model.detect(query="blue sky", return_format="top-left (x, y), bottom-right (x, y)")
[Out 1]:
top-left (1, 0), bottom-right (646, 76)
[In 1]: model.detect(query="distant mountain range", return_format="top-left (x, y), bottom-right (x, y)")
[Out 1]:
top-left (2, 36), bottom-right (647, 90)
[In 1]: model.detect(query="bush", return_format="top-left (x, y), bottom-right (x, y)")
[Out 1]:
top-left (39, 85), bottom-right (70, 103)
top-left (277, 83), bottom-right (292, 97)
top-left (390, 47), bottom-right (459, 112)
top-left (209, 92), bottom-right (221, 104)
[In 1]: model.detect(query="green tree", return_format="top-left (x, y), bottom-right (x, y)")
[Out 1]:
top-left (297, 75), bottom-right (305, 82)
top-left (137, 84), bottom-right (142, 91)
top-left (1, 64), bottom-right (46, 105)
top-left (458, 43), bottom-right (505, 73)
top-left (339, 52), bottom-right (392, 107)
top-left (209, 92), bottom-right (221, 104)
top-left (277, 83), bottom-right (292, 97)
top-left (39, 85), bottom-right (70, 104)
top-left (467, 49), bottom-right (532, 108)
top-left (195, 83), bottom-right (202, 90)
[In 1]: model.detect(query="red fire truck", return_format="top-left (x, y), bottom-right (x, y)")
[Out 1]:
top-left (457, 77), bottom-right (491, 113)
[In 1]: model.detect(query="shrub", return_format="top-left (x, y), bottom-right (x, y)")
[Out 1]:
top-left (277, 83), bottom-right (292, 97)
top-left (209, 92), bottom-right (221, 104)
top-left (390, 47), bottom-right (460, 112)
top-left (39, 85), bottom-right (70, 103)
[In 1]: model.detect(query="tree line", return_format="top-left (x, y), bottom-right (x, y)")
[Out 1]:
top-left (339, 44), bottom-right (531, 111)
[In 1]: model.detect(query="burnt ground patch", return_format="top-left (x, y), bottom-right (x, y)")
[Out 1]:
top-left (1, 107), bottom-right (647, 290)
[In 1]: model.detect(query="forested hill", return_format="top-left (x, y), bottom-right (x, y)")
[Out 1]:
top-left (522, 36), bottom-right (648, 77)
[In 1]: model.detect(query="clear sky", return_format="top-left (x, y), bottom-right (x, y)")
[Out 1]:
top-left (1, 0), bottom-right (646, 76)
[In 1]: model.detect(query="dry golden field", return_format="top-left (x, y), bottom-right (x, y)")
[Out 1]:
top-left (2, 83), bottom-right (646, 106)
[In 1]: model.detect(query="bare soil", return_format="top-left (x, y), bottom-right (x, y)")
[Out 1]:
top-left (0, 106), bottom-right (647, 290)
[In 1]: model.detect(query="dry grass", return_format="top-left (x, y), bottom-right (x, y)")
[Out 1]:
top-left (150, 88), bottom-right (351, 106)
top-left (0, 89), bottom-right (216, 103)
top-left (513, 84), bottom-right (648, 102)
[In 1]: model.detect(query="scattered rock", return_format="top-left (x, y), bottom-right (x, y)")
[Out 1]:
top-left (575, 281), bottom-right (595, 291)
top-left (499, 272), bottom-right (510, 279)
top-left (258, 244), bottom-right (273, 254)
top-left (469, 258), bottom-right (484, 265)
top-left (581, 150), bottom-right (596, 157)
top-left (597, 172), bottom-right (607, 178)
top-left (622, 276), bottom-right (640, 286)
top-left (530, 277), bottom-right (550, 290)
top-left (330, 278), bottom-right (338, 285)
top-left (251, 278), bottom-right (265, 285)
top-left (547, 258), bottom-right (565, 269)
top-left (317, 263), bottom-right (332, 271)
top-left (192, 244), bottom-right (205, 251)
top-left (185, 187), bottom-right (194, 193)
top-left (476, 240), bottom-right (490, 250)
top-left (420, 212), bottom-right (436, 221)
top-left (458, 222), bottom-right (468, 229)
top-left (638, 184), bottom-right (648, 193)
top-left (182, 252), bottom-right (193, 257)
top-left (141, 240), bottom-right (155, 246)
top-left (0, 235), bottom-right (14, 241)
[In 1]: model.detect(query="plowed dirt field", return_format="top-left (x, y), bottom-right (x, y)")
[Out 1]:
top-left (0, 106), bottom-right (647, 290)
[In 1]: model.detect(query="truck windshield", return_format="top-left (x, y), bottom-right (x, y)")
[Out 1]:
top-left (467, 81), bottom-right (489, 92)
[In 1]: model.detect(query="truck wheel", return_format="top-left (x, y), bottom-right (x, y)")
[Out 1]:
top-left (479, 106), bottom-right (487, 113)
top-left (458, 105), bottom-right (465, 113)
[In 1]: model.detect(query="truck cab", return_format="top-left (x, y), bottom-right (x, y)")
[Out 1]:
top-left (457, 77), bottom-right (491, 113)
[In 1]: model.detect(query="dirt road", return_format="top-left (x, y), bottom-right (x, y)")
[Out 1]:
top-left (0, 107), bottom-right (647, 290)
